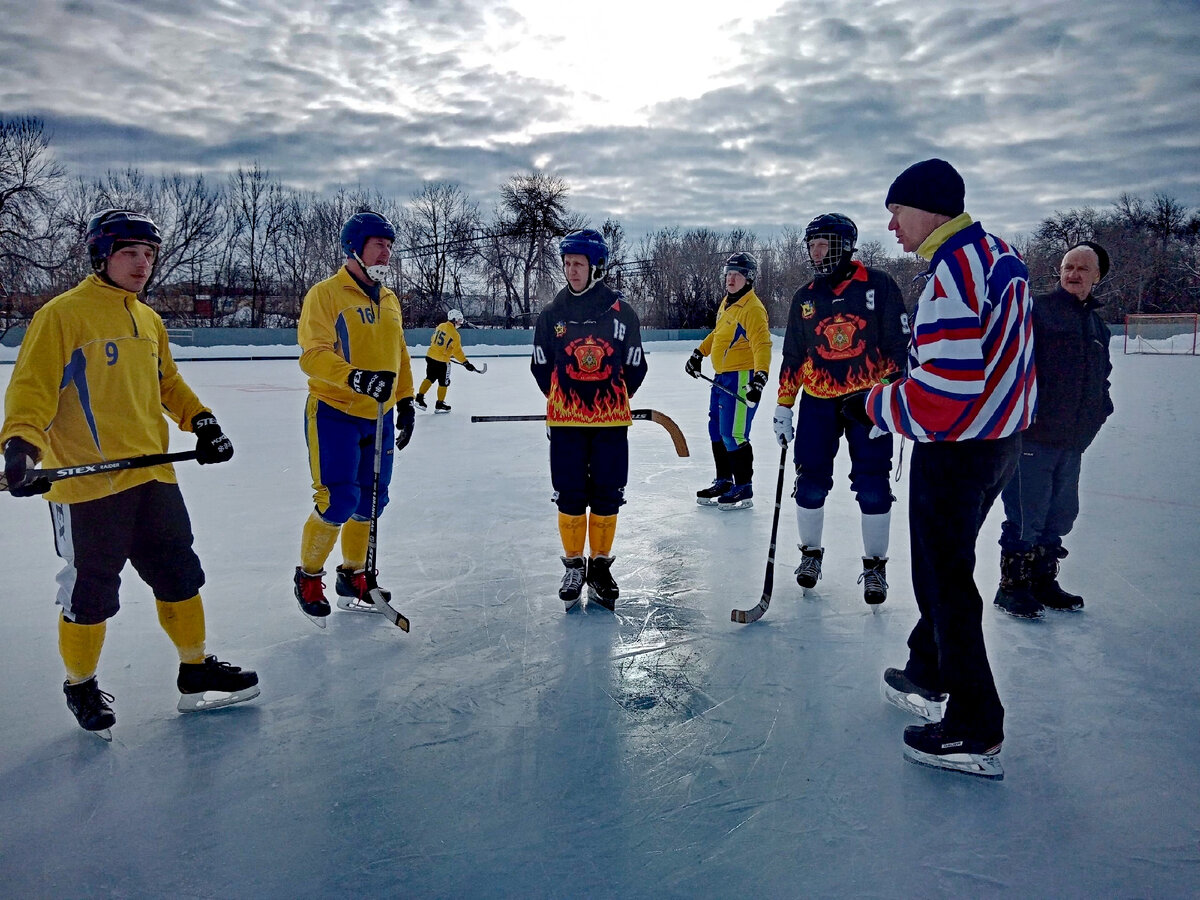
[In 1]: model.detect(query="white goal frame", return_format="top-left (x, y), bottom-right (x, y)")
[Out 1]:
top-left (1124, 313), bottom-right (1199, 355)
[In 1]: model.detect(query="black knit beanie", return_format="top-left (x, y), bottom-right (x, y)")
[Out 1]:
top-left (885, 158), bottom-right (965, 216)
top-left (1072, 240), bottom-right (1111, 280)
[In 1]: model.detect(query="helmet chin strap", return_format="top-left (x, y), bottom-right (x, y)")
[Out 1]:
top-left (353, 252), bottom-right (389, 283)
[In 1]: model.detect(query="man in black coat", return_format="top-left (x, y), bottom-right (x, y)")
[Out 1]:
top-left (995, 241), bottom-right (1114, 617)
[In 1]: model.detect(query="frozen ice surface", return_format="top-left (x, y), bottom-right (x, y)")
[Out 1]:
top-left (1, 344), bottom-right (1198, 898)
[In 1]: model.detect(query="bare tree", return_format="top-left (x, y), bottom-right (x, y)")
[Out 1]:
top-left (0, 116), bottom-right (69, 300)
top-left (398, 182), bottom-right (480, 325)
top-left (492, 172), bottom-right (573, 321)
top-left (227, 163), bottom-right (285, 326)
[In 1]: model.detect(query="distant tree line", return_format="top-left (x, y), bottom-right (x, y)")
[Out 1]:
top-left (3, 115), bottom-right (1198, 333)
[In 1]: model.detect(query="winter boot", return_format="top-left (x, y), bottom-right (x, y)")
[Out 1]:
top-left (1031, 545), bottom-right (1084, 611)
top-left (795, 545), bottom-right (824, 589)
top-left (993, 550), bottom-right (1043, 619)
top-left (586, 555), bottom-right (619, 611)
top-left (717, 483), bottom-right (754, 510)
top-left (336, 565), bottom-right (391, 613)
top-left (414, 393), bottom-right (427, 410)
top-left (560, 556), bottom-right (586, 610)
top-left (881, 667), bottom-right (946, 722)
top-left (859, 556), bottom-right (889, 605)
top-left (696, 478), bottom-right (734, 506)
top-left (176, 655), bottom-right (261, 712)
top-left (63, 676), bottom-right (116, 738)
top-left (902, 720), bottom-right (1004, 780)
top-left (435, 400), bottom-right (452, 414)
top-left (294, 567), bottom-right (332, 624)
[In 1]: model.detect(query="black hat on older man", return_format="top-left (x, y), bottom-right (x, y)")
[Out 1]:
top-left (1071, 240), bottom-right (1111, 280)
top-left (885, 158), bottom-right (965, 217)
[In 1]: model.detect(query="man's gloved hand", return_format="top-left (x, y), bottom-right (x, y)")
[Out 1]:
top-left (684, 350), bottom-right (704, 378)
top-left (463, 360), bottom-right (477, 373)
top-left (191, 413), bottom-right (234, 464)
top-left (348, 369), bottom-right (396, 402)
top-left (394, 398), bottom-right (416, 451)
top-left (772, 405), bottom-right (794, 447)
top-left (838, 390), bottom-right (874, 429)
top-left (745, 371), bottom-right (769, 406)
top-left (3, 437), bottom-right (51, 496)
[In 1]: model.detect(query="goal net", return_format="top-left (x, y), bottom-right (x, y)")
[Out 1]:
top-left (1124, 314), bottom-right (1199, 355)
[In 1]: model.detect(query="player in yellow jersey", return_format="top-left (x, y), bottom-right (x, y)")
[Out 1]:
top-left (416, 309), bottom-right (481, 413)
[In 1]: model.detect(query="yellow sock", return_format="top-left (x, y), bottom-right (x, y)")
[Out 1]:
top-left (588, 513), bottom-right (618, 558)
top-left (59, 615), bottom-right (106, 684)
top-left (558, 512), bottom-right (587, 558)
top-left (437, 385), bottom-right (448, 402)
top-left (418, 378), bottom-right (432, 396)
top-left (157, 595), bottom-right (207, 664)
top-left (341, 517), bottom-right (370, 572)
top-left (301, 511), bottom-right (341, 573)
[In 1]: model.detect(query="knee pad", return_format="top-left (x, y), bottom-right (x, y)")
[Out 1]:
top-left (792, 474), bottom-right (830, 510)
top-left (855, 485), bottom-right (895, 516)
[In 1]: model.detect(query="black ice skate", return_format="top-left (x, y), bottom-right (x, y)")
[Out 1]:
top-left (63, 676), bottom-right (115, 741)
top-left (881, 667), bottom-right (947, 722)
top-left (795, 545), bottom-right (824, 589)
top-left (859, 556), bottom-right (889, 606)
top-left (414, 393), bottom-right (427, 410)
top-left (1031, 545), bottom-right (1084, 611)
top-left (434, 400), bottom-right (451, 414)
top-left (902, 721), bottom-right (1004, 780)
top-left (994, 550), bottom-right (1044, 619)
top-left (177, 655), bottom-right (260, 712)
top-left (696, 478), bottom-right (733, 507)
top-left (335, 566), bottom-right (391, 614)
top-left (586, 555), bottom-right (619, 611)
top-left (560, 556), bottom-right (586, 611)
top-left (717, 482), bottom-right (753, 510)
top-left (294, 567), bottom-right (331, 627)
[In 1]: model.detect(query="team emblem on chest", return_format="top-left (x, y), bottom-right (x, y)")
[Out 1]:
top-left (815, 313), bottom-right (867, 360)
top-left (565, 335), bottom-right (613, 381)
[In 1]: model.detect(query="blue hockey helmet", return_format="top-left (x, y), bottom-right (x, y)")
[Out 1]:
top-left (86, 209), bottom-right (161, 272)
top-left (804, 213), bottom-right (858, 276)
top-left (559, 229), bottom-right (609, 293)
top-left (340, 210), bottom-right (396, 259)
top-left (722, 251), bottom-right (758, 285)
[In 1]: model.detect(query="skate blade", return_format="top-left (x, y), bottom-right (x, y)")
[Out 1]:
top-left (336, 596), bottom-right (382, 614)
top-left (563, 596), bottom-right (581, 612)
top-left (696, 497), bottom-right (721, 507)
top-left (717, 499), bottom-right (753, 510)
top-left (434, 409), bottom-right (450, 415)
top-left (881, 681), bottom-right (946, 723)
top-left (85, 727), bottom-right (113, 742)
top-left (903, 745), bottom-right (1004, 780)
top-left (587, 588), bottom-right (616, 611)
top-left (177, 685), bottom-right (261, 713)
top-left (299, 607), bottom-right (328, 629)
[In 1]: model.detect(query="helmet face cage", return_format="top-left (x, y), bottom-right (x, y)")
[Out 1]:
top-left (86, 209), bottom-right (162, 272)
top-left (804, 214), bottom-right (857, 276)
top-left (722, 251), bottom-right (758, 285)
top-left (340, 211), bottom-right (396, 260)
top-left (559, 229), bottom-right (609, 293)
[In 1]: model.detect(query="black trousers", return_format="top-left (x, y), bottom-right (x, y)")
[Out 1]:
top-left (904, 434), bottom-right (1020, 740)
top-left (549, 426), bottom-right (629, 517)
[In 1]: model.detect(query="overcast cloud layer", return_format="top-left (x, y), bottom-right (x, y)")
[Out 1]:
top-left (3, 0), bottom-right (1198, 248)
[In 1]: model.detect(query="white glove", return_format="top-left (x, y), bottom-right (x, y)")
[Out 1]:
top-left (772, 405), bottom-right (794, 447)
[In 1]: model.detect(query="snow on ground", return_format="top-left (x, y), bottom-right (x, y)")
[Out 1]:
top-left (1, 343), bottom-right (1198, 898)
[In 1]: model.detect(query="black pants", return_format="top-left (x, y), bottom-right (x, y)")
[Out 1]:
top-left (549, 426), bottom-right (629, 516)
top-left (904, 434), bottom-right (1020, 741)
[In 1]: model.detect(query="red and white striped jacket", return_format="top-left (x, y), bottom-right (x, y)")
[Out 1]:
top-left (867, 219), bottom-right (1036, 442)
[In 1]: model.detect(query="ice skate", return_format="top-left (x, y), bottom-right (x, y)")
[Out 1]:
top-left (994, 550), bottom-right (1043, 619)
top-left (1031, 545), bottom-right (1084, 611)
top-left (902, 721), bottom-right (1004, 780)
top-left (63, 676), bottom-right (115, 741)
top-left (881, 667), bottom-right (947, 722)
top-left (560, 556), bottom-right (586, 611)
top-left (177, 655), bottom-right (260, 712)
top-left (335, 565), bottom-right (390, 614)
top-left (434, 400), bottom-right (451, 414)
top-left (586, 555), bottom-right (619, 611)
top-left (859, 556), bottom-right (889, 606)
top-left (696, 478), bottom-right (733, 507)
top-left (795, 545), bottom-right (824, 589)
top-left (717, 482), bottom-right (753, 510)
top-left (294, 567), bottom-right (331, 627)
top-left (414, 393), bottom-right (427, 410)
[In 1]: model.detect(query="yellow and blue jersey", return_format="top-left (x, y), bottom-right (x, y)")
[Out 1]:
top-left (697, 288), bottom-right (772, 374)
top-left (425, 321), bottom-right (468, 365)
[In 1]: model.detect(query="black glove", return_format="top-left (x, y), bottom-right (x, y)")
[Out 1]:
top-left (838, 391), bottom-right (874, 429)
top-left (685, 350), bottom-right (704, 378)
top-left (745, 371), bottom-right (768, 406)
top-left (191, 413), bottom-right (234, 464)
top-left (3, 437), bottom-right (50, 497)
top-left (463, 361), bottom-right (476, 373)
top-left (394, 398), bottom-right (415, 452)
top-left (348, 369), bottom-right (396, 402)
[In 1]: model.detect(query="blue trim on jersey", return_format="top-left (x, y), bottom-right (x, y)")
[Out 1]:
top-left (336, 314), bottom-right (351, 362)
top-left (60, 348), bottom-right (101, 451)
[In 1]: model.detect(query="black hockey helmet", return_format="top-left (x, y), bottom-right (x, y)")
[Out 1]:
top-left (804, 212), bottom-right (858, 276)
top-left (723, 251), bottom-right (758, 285)
top-left (86, 209), bottom-right (161, 272)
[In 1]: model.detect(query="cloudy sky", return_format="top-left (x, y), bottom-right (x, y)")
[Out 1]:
top-left (3, 0), bottom-right (1198, 250)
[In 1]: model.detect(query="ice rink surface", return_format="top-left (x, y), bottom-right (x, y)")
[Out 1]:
top-left (1, 343), bottom-right (1198, 898)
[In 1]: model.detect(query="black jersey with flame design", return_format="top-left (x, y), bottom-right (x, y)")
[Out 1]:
top-left (531, 282), bottom-right (647, 426)
top-left (777, 262), bottom-right (909, 404)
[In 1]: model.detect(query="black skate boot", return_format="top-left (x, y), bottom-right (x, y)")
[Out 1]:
top-left (294, 567), bottom-right (331, 627)
top-left (435, 400), bottom-right (451, 414)
top-left (696, 478), bottom-right (734, 507)
top-left (414, 393), bottom-right (427, 410)
top-left (994, 550), bottom-right (1043, 619)
top-left (586, 555), bottom-right (619, 611)
top-left (859, 556), bottom-right (889, 605)
top-left (336, 566), bottom-right (391, 614)
top-left (177, 655), bottom-right (260, 712)
top-left (717, 482), bottom-right (754, 510)
top-left (881, 667), bottom-right (947, 722)
top-left (1031, 545), bottom-right (1084, 611)
top-left (63, 676), bottom-right (115, 740)
top-left (902, 720), bottom-right (1004, 780)
top-left (560, 556), bottom-right (586, 611)
top-left (795, 545), bottom-right (824, 589)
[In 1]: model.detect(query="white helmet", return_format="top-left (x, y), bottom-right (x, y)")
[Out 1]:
top-left (448, 309), bottom-right (464, 324)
